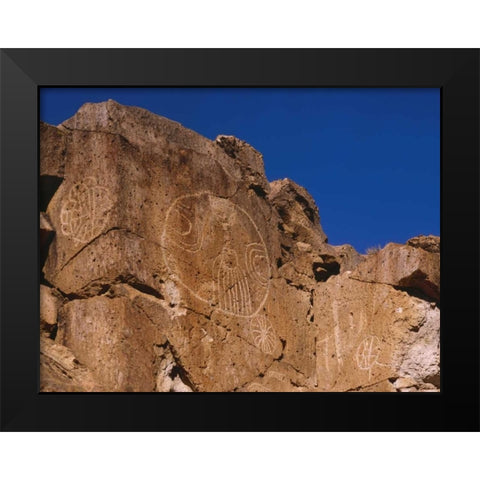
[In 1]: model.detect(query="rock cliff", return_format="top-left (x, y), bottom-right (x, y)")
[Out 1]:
top-left (40, 100), bottom-right (440, 392)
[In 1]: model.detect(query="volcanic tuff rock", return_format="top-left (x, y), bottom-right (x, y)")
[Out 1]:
top-left (39, 100), bottom-right (440, 392)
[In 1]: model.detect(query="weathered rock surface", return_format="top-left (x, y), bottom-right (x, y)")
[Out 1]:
top-left (350, 242), bottom-right (440, 302)
top-left (313, 271), bottom-right (439, 391)
top-left (40, 285), bottom-right (63, 337)
top-left (56, 293), bottom-right (166, 391)
top-left (407, 234), bottom-right (440, 254)
top-left (40, 122), bottom-right (67, 177)
top-left (39, 100), bottom-right (440, 392)
top-left (40, 337), bottom-right (103, 392)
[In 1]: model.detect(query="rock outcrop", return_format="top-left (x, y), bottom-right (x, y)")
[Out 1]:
top-left (39, 100), bottom-right (440, 392)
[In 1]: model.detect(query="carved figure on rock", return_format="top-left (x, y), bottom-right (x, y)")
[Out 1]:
top-left (60, 177), bottom-right (113, 245)
top-left (250, 315), bottom-right (276, 355)
top-left (162, 192), bottom-right (271, 317)
top-left (355, 335), bottom-right (389, 380)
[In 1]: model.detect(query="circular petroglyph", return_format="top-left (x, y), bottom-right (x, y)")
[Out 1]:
top-left (60, 177), bottom-right (113, 245)
top-left (250, 315), bottom-right (276, 355)
top-left (162, 192), bottom-right (271, 317)
top-left (245, 243), bottom-right (270, 287)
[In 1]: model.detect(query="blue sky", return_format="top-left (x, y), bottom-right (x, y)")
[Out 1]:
top-left (40, 88), bottom-right (440, 254)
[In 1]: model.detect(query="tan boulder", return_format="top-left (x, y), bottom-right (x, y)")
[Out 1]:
top-left (407, 235), bottom-right (440, 254)
top-left (350, 242), bottom-right (440, 301)
top-left (56, 294), bottom-right (166, 391)
top-left (269, 178), bottom-right (361, 277)
top-left (216, 135), bottom-right (270, 197)
top-left (40, 121), bottom-right (67, 177)
top-left (269, 178), bottom-right (328, 248)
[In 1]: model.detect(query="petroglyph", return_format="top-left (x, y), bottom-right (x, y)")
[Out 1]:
top-left (345, 310), bottom-right (367, 335)
top-left (332, 302), bottom-right (345, 367)
top-left (358, 310), bottom-right (367, 333)
top-left (250, 315), bottom-right (276, 355)
top-left (162, 192), bottom-right (271, 317)
top-left (317, 336), bottom-right (333, 373)
top-left (165, 196), bottom-right (208, 253)
top-left (355, 336), bottom-right (390, 380)
top-left (213, 245), bottom-right (252, 315)
top-left (348, 312), bottom-right (354, 330)
top-left (356, 336), bottom-right (380, 371)
top-left (245, 243), bottom-right (270, 287)
top-left (60, 177), bottom-right (113, 245)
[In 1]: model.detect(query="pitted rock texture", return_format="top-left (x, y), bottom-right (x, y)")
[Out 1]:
top-left (350, 242), bottom-right (440, 302)
top-left (39, 100), bottom-right (440, 392)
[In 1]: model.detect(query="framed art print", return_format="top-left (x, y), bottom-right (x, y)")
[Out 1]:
top-left (1, 49), bottom-right (479, 431)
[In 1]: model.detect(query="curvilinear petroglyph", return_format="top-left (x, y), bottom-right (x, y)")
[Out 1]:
top-left (162, 192), bottom-right (271, 318)
top-left (60, 177), bottom-right (113, 245)
top-left (39, 100), bottom-right (440, 392)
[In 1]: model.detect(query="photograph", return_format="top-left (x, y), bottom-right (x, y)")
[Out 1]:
top-left (39, 87), bottom-right (440, 393)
